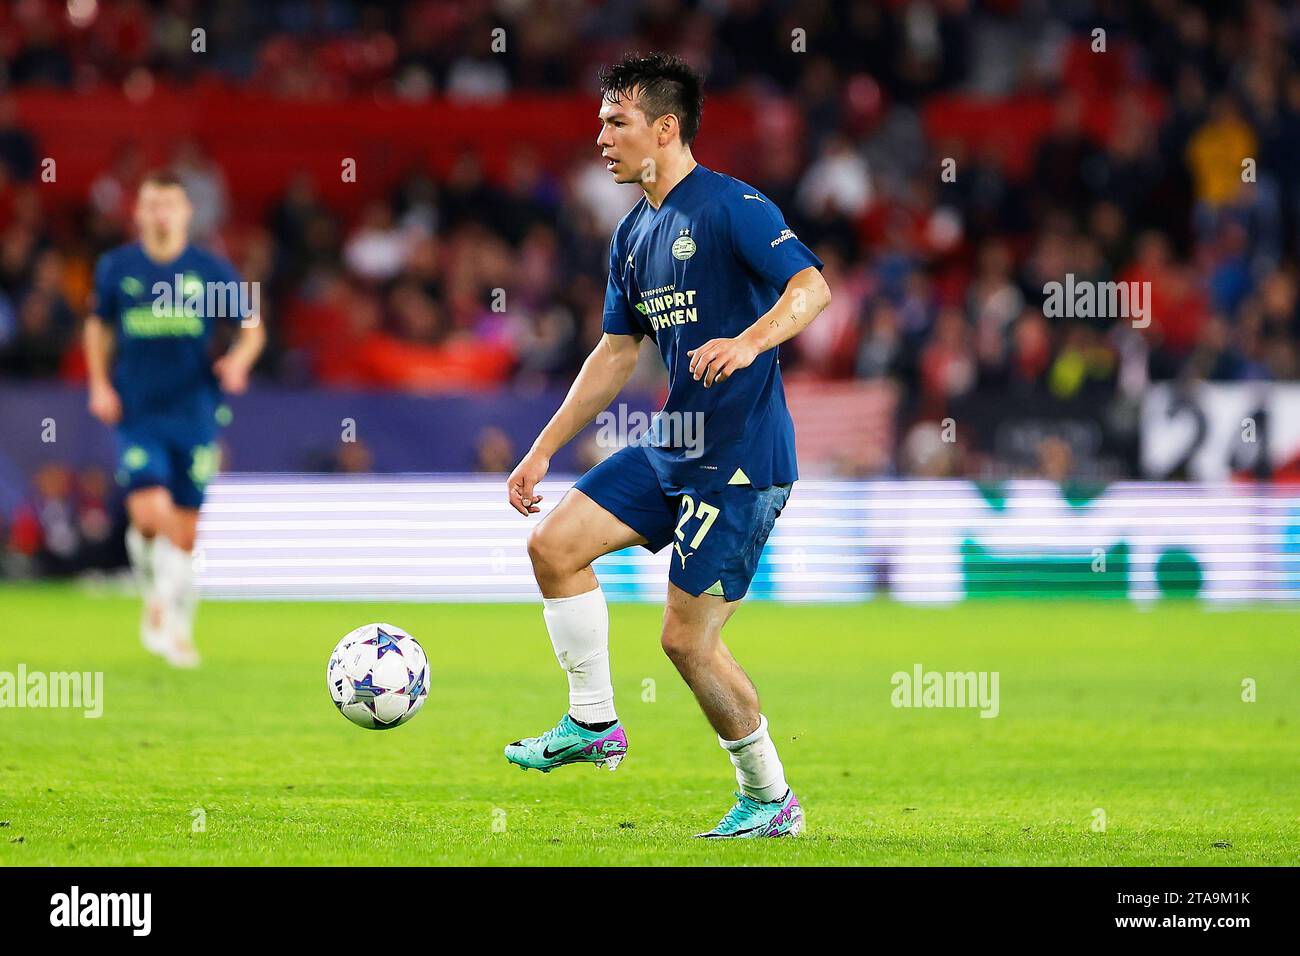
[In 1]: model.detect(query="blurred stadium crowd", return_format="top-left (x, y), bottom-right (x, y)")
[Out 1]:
top-left (2, 0), bottom-right (1300, 574)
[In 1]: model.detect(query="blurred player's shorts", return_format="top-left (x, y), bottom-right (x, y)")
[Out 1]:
top-left (115, 417), bottom-right (220, 509)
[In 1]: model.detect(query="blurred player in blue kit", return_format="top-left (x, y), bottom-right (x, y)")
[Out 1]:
top-left (85, 172), bottom-right (265, 667)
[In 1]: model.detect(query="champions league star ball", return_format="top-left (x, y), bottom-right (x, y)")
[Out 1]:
top-left (328, 623), bottom-right (429, 730)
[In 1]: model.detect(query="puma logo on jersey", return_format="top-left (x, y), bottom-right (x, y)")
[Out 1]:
top-left (742, 194), bottom-right (767, 202)
top-left (674, 542), bottom-right (694, 568)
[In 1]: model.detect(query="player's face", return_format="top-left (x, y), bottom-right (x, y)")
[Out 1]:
top-left (134, 183), bottom-right (193, 244)
top-left (597, 91), bottom-right (660, 185)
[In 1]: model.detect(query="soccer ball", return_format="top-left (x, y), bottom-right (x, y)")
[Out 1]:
top-left (327, 623), bottom-right (429, 730)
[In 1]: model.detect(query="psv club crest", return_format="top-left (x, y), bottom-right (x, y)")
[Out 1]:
top-left (671, 229), bottom-right (697, 260)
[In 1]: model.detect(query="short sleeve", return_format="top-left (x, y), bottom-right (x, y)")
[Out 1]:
top-left (601, 236), bottom-right (643, 336)
top-left (724, 191), bottom-right (823, 291)
top-left (91, 254), bottom-right (116, 323)
top-left (211, 254), bottom-right (248, 328)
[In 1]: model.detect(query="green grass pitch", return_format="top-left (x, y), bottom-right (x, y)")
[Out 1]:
top-left (0, 583), bottom-right (1296, 866)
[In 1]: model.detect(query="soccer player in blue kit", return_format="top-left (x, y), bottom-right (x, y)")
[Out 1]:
top-left (85, 172), bottom-right (265, 667)
top-left (505, 54), bottom-right (832, 837)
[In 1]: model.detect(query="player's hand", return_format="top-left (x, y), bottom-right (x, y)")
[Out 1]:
top-left (213, 355), bottom-right (251, 394)
top-left (687, 336), bottom-right (759, 387)
top-left (88, 381), bottom-right (122, 425)
top-left (507, 449), bottom-right (550, 516)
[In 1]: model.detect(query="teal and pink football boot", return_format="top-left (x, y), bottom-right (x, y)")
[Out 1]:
top-left (504, 713), bottom-right (628, 772)
top-left (695, 789), bottom-right (804, 838)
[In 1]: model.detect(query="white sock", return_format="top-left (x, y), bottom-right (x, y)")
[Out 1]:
top-left (125, 525), bottom-right (156, 597)
top-left (720, 714), bottom-right (789, 802)
top-left (542, 587), bottom-right (617, 724)
top-left (153, 537), bottom-right (197, 642)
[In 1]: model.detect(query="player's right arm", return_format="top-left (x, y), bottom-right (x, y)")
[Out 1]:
top-left (83, 314), bottom-right (122, 425)
top-left (507, 331), bottom-right (641, 516)
top-left (85, 252), bottom-right (122, 425)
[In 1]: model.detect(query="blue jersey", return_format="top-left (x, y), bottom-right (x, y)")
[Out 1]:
top-left (92, 243), bottom-right (243, 423)
top-left (602, 164), bottom-right (822, 491)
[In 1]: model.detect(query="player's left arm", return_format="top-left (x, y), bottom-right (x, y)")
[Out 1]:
top-left (213, 319), bottom-right (266, 394)
top-left (688, 265), bottom-right (831, 388)
top-left (211, 259), bottom-right (267, 394)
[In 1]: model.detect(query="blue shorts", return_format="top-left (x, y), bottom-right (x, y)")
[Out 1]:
top-left (573, 444), bottom-right (791, 601)
top-left (115, 417), bottom-right (221, 509)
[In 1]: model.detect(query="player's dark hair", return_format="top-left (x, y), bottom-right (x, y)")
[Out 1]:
top-left (139, 170), bottom-right (186, 192)
top-left (599, 52), bottom-right (704, 147)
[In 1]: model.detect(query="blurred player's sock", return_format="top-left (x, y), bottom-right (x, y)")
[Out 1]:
top-left (542, 586), bottom-right (617, 724)
top-left (720, 714), bottom-right (789, 803)
top-left (154, 537), bottom-right (200, 668)
top-left (126, 524), bottom-right (155, 592)
top-left (127, 525), bottom-right (167, 655)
